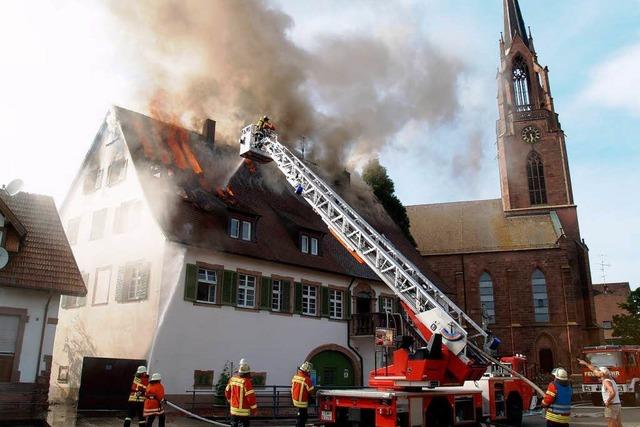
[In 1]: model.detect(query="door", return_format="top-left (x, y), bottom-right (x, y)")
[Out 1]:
top-left (539, 348), bottom-right (554, 374)
top-left (78, 357), bottom-right (146, 410)
top-left (0, 314), bottom-right (20, 382)
top-left (310, 350), bottom-right (354, 387)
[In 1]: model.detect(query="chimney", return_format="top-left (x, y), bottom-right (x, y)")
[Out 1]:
top-left (202, 118), bottom-right (216, 145)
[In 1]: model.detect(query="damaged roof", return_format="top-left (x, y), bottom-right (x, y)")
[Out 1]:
top-left (114, 107), bottom-right (439, 285)
top-left (406, 199), bottom-right (560, 255)
top-left (0, 192), bottom-right (86, 296)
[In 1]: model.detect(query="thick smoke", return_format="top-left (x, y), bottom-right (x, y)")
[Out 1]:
top-left (107, 0), bottom-right (466, 173)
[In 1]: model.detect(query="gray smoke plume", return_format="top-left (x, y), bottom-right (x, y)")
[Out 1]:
top-left (106, 0), bottom-right (468, 174)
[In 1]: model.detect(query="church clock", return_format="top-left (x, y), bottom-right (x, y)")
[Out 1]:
top-left (521, 125), bottom-right (541, 144)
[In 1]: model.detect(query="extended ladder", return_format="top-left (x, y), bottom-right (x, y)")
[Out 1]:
top-left (239, 125), bottom-right (489, 357)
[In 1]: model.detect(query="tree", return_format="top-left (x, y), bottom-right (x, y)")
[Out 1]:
top-left (612, 288), bottom-right (640, 344)
top-left (362, 159), bottom-right (416, 246)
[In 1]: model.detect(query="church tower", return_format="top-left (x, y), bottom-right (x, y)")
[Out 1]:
top-left (496, 0), bottom-right (575, 230)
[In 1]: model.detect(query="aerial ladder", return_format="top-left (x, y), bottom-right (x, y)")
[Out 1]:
top-left (239, 125), bottom-right (543, 395)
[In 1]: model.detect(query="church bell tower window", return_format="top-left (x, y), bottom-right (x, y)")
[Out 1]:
top-left (512, 56), bottom-right (531, 111)
top-left (527, 151), bottom-right (547, 205)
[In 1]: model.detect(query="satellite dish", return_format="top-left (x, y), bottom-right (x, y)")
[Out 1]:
top-left (5, 179), bottom-right (24, 196)
top-left (0, 247), bottom-right (9, 270)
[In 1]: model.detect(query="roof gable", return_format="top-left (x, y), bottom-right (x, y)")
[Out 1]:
top-left (0, 194), bottom-right (26, 237)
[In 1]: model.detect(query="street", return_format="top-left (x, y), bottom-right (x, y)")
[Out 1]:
top-left (522, 405), bottom-right (640, 427)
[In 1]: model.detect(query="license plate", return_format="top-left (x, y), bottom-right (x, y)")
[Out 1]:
top-left (321, 410), bottom-right (333, 421)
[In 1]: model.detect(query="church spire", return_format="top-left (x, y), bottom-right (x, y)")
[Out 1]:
top-left (503, 0), bottom-right (529, 49)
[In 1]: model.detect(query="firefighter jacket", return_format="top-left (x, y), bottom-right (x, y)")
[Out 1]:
top-left (143, 382), bottom-right (165, 417)
top-left (225, 375), bottom-right (257, 417)
top-left (542, 380), bottom-right (572, 424)
top-left (291, 371), bottom-right (314, 408)
top-left (128, 374), bottom-right (149, 403)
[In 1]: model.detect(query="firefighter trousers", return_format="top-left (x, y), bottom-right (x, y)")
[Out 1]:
top-left (146, 413), bottom-right (165, 427)
top-left (295, 407), bottom-right (308, 427)
top-left (230, 415), bottom-right (251, 427)
top-left (124, 402), bottom-right (146, 426)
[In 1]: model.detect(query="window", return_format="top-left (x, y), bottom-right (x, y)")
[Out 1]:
top-left (116, 261), bottom-right (150, 303)
top-left (300, 233), bottom-right (319, 255)
top-left (237, 274), bottom-right (256, 308)
top-left (89, 209), bottom-right (108, 240)
top-left (66, 217), bottom-right (81, 245)
top-left (92, 267), bottom-right (111, 305)
top-left (62, 273), bottom-right (89, 309)
top-left (512, 55), bottom-right (531, 111)
top-left (479, 272), bottom-right (496, 324)
top-left (302, 284), bottom-right (317, 316)
top-left (83, 168), bottom-right (103, 193)
top-left (527, 151), bottom-right (547, 205)
top-left (194, 370), bottom-right (214, 388)
top-left (107, 158), bottom-right (127, 186)
top-left (272, 280), bottom-right (282, 311)
top-left (241, 221), bottom-right (252, 241)
top-left (197, 268), bottom-right (217, 303)
top-left (230, 218), bottom-right (240, 238)
top-left (531, 269), bottom-right (549, 322)
top-left (380, 296), bottom-right (394, 313)
top-left (114, 200), bottom-right (142, 234)
top-left (602, 320), bottom-right (613, 329)
top-left (329, 289), bottom-right (343, 319)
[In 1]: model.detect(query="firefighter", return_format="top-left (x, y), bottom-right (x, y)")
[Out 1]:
top-left (124, 365), bottom-right (149, 427)
top-left (254, 115), bottom-right (276, 147)
top-left (225, 359), bottom-right (258, 427)
top-left (143, 373), bottom-right (165, 427)
top-left (291, 361), bottom-right (315, 427)
top-left (541, 367), bottom-right (572, 426)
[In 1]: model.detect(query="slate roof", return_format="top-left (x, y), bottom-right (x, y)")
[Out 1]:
top-left (113, 107), bottom-right (435, 284)
top-left (406, 199), bottom-right (560, 256)
top-left (0, 192), bottom-right (86, 296)
top-left (592, 282), bottom-right (631, 297)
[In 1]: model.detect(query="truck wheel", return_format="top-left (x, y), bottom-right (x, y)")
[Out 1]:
top-left (591, 393), bottom-right (603, 406)
top-left (425, 398), bottom-right (452, 427)
top-left (506, 394), bottom-right (523, 426)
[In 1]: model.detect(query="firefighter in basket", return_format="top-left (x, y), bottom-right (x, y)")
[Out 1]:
top-left (225, 359), bottom-right (258, 427)
top-left (124, 365), bottom-right (149, 427)
top-left (291, 361), bottom-right (315, 427)
top-left (254, 115), bottom-right (276, 147)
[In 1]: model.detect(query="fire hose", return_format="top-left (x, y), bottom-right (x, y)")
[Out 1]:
top-left (164, 400), bottom-right (230, 426)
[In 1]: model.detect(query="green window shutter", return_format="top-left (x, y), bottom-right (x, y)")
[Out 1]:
top-left (221, 270), bottom-right (237, 305)
top-left (184, 264), bottom-right (198, 302)
top-left (378, 297), bottom-right (383, 313)
top-left (294, 282), bottom-right (302, 314)
top-left (282, 281), bottom-right (291, 312)
top-left (115, 266), bottom-right (126, 303)
top-left (345, 290), bottom-right (352, 319)
top-left (321, 286), bottom-right (330, 317)
top-left (260, 277), bottom-right (272, 309)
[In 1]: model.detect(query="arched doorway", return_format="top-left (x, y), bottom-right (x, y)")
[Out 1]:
top-left (539, 348), bottom-right (554, 374)
top-left (307, 345), bottom-right (358, 387)
top-left (534, 333), bottom-right (556, 374)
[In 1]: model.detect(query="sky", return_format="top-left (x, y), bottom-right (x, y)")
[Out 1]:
top-left (0, 0), bottom-right (638, 287)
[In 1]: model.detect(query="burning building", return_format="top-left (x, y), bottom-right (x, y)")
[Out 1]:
top-left (51, 106), bottom-right (429, 407)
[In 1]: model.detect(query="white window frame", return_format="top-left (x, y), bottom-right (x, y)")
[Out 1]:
top-left (329, 289), bottom-right (343, 320)
top-left (237, 274), bottom-right (256, 308)
top-left (310, 237), bottom-right (319, 255)
top-left (302, 284), bottom-right (317, 316)
top-left (241, 221), bottom-right (252, 241)
top-left (381, 296), bottom-right (394, 313)
top-left (127, 264), bottom-right (144, 300)
top-left (230, 218), bottom-right (240, 239)
top-left (301, 235), bottom-right (309, 253)
top-left (197, 268), bottom-right (217, 304)
top-left (271, 280), bottom-right (282, 312)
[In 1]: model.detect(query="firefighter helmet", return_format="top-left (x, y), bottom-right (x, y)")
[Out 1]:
top-left (238, 359), bottom-right (251, 374)
top-left (553, 367), bottom-right (568, 381)
top-left (299, 361), bottom-right (312, 373)
top-left (150, 373), bottom-right (162, 382)
top-left (137, 366), bottom-right (147, 374)
top-left (263, 115), bottom-right (269, 121)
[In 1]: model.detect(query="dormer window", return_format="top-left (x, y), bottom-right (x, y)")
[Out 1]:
top-left (229, 217), bottom-right (254, 241)
top-left (300, 233), bottom-right (320, 255)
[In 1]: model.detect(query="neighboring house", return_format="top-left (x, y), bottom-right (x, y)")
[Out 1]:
top-left (0, 191), bottom-right (85, 420)
top-left (592, 283), bottom-right (631, 343)
top-left (51, 106), bottom-right (427, 407)
top-left (405, 0), bottom-right (601, 375)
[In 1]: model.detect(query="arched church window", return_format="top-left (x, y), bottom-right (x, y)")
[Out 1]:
top-left (512, 56), bottom-right (531, 111)
top-left (527, 151), bottom-right (547, 205)
top-left (532, 269), bottom-right (549, 322)
top-left (479, 272), bottom-right (495, 324)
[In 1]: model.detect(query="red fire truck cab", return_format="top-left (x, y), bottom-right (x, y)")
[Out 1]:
top-left (581, 345), bottom-right (640, 406)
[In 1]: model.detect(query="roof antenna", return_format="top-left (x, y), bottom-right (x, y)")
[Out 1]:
top-left (1, 179), bottom-right (24, 196)
top-left (599, 254), bottom-right (611, 285)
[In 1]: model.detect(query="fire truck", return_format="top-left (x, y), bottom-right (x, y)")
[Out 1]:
top-left (581, 345), bottom-right (640, 406)
top-left (238, 125), bottom-right (540, 426)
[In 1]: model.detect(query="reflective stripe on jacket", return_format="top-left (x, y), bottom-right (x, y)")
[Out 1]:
top-left (225, 375), bottom-right (257, 417)
top-left (143, 382), bottom-right (165, 417)
top-left (291, 372), bottom-right (314, 408)
top-left (543, 380), bottom-right (572, 424)
top-left (128, 374), bottom-right (149, 402)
